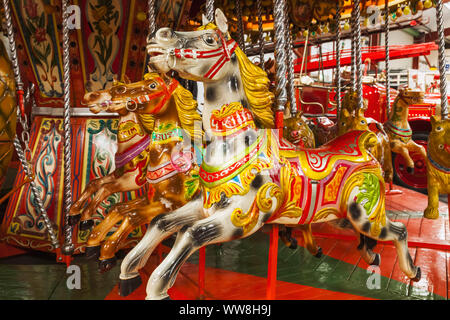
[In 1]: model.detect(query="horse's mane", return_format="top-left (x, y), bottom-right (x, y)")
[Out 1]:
top-left (235, 47), bottom-right (275, 128)
top-left (137, 74), bottom-right (202, 141)
top-left (196, 23), bottom-right (275, 128)
top-left (172, 84), bottom-right (203, 141)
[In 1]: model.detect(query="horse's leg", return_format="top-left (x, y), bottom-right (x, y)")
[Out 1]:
top-left (118, 197), bottom-right (204, 297)
top-left (357, 233), bottom-right (380, 265)
top-left (98, 199), bottom-right (160, 272)
top-left (146, 193), bottom-right (272, 300)
top-left (279, 226), bottom-right (297, 249)
top-left (78, 172), bottom-right (141, 230)
top-left (406, 139), bottom-right (427, 160)
top-left (69, 173), bottom-right (116, 225)
top-left (391, 140), bottom-right (415, 173)
top-left (424, 175), bottom-right (440, 219)
top-left (85, 197), bottom-right (148, 260)
top-left (298, 224), bottom-right (322, 257)
top-left (346, 198), bottom-right (420, 280)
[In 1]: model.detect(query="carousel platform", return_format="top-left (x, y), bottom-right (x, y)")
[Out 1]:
top-left (0, 185), bottom-right (448, 300)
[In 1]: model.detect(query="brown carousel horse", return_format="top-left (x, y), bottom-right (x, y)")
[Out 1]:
top-left (0, 39), bottom-right (17, 184)
top-left (338, 90), bottom-right (393, 183)
top-left (69, 73), bottom-right (202, 271)
top-left (424, 115), bottom-right (450, 219)
top-left (384, 88), bottom-right (427, 174)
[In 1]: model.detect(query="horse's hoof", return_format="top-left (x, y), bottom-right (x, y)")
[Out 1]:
top-left (371, 253), bottom-right (381, 266)
top-left (119, 275), bottom-right (142, 297)
top-left (84, 245), bottom-right (100, 260)
top-left (411, 267), bottom-right (421, 282)
top-left (288, 238), bottom-right (298, 250)
top-left (79, 219), bottom-right (94, 231)
top-left (314, 247), bottom-right (323, 258)
top-left (68, 214), bottom-right (81, 226)
top-left (424, 207), bottom-right (439, 220)
top-left (98, 257), bottom-right (117, 273)
top-left (406, 166), bottom-right (414, 174)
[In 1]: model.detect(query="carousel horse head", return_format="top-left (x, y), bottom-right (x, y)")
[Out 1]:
top-left (83, 72), bottom-right (201, 140)
top-left (83, 73), bottom-right (178, 115)
top-left (147, 9), bottom-right (235, 82)
top-left (392, 88), bottom-right (424, 109)
top-left (283, 113), bottom-right (315, 148)
top-left (147, 8), bottom-right (275, 128)
top-left (338, 90), bottom-right (369, 136)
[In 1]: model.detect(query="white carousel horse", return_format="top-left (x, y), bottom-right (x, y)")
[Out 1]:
top-left (119, 9), bottom-right (421, 299)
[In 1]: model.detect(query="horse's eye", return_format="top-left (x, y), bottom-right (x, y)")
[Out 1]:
top-left (202, 34), bottom-right (218, 46)
top-left (341, 122), bottom-right (346, 126)
top-left (115, 86), bottom-right (126, 94)
top-left (360, 120), bottom-right (366, 124)
top-left (436, 126), bottom-right (443, 132)
top-left (149, 82), bottom-right (157, 89)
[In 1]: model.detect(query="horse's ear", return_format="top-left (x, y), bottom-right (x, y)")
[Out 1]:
top-left (357, 108), bottom-right (365, 117)
top-left (341, 108), bottom-right (350, 118)
top-left (430, 115), bottom-right (440, 128)
top-left (215, 8), bottom-right (228, 34)
top-left (202, 14), bottom-right (209, 26)
top-left (123, 74), bottom-right (131, 84)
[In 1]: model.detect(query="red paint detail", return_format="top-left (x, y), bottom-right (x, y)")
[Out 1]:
top-left (17, 90), bottom-right (25, 117)
top-left (0, 243), bottom-right (27, 258)
top-left (298, 179), bottom-right (313, 225)
top-left (266, 225), bottom-right (279, 299)
top-left (386, 182), bottom-right (404, 195)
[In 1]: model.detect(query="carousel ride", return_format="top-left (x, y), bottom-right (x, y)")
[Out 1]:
top-left (0, 0), bottom-right (448, 301)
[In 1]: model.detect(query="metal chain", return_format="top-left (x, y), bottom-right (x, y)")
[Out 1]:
top-left (61, 0), bottom-right (74, 255)
top-left (273, 0), bottom-right (288, 112)
top-left (351, 14), bottom-right (356, 91)
top-left (148, 0), bottom-right (156, 35)
top-left (257, 0), bottom-right (265, 70)
top-left (353, 0), bottom-right (363, 110)
top-left (284, 1), bottom-right (297, 115)
top-left (3, 0), bottom-right (59, 249)
top-left (385, 0), bottom-right (391, 116)
top-left (235, 0), bottom-right (246, 53)
top-left (2, 0), bottom-right (23, 92)
top-left (205, 0), bottom-right (214, 23)
top-left (435, 0), bottom-right (448, 119)
top-left (335, 2), bottom-right (341, 117)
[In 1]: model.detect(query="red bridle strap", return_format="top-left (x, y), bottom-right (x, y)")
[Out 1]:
top-left (127, 78), bottom-right (179, 114)
top-left (173, 32), bottom-right (238, 80)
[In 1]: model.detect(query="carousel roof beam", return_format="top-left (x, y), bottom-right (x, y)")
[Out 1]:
top-left (244, 21), bottom-right (430, 56)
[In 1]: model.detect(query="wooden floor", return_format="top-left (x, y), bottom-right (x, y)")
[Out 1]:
top-left (0, 185), bottom-right (448, 300)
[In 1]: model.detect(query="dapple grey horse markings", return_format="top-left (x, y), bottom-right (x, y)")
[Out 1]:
top-left (119, 9), bottom-right (421, 300)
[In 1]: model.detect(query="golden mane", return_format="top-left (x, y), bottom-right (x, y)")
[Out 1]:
top-left (235, 47), bottom-right (275, 128)
top-left (172, 84), bottom-right (203, 141)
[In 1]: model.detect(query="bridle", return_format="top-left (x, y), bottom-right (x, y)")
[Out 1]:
top-left (125, 77), bottom-right (179, 113)
top-left (169, 30), bottom-right (238, 80)
top-left (96, 77), bottom-right (179, 113)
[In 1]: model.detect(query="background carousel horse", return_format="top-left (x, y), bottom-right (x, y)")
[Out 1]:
top-left (136, 9), bottom-right (420, 300)
top-left (384, 88), bottom-right (427, 174)
top-left (0, 39), bottom-right (17, 184)
top-left (424, 115), bottom-right (449, 219)
top-left (338, 90), bottom-right (393, 183)
top-left (69, 73), bottom-right (202, 272)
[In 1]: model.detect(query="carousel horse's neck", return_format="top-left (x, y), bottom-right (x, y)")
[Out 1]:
top-left (150, 95), bottom-right (182, 130)
top-left (388, 95), bottom-right (411, 130)
top-left (201, 60), bottom-right (246, 136)
top-left (116, 111), bottom-right (148, 155)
